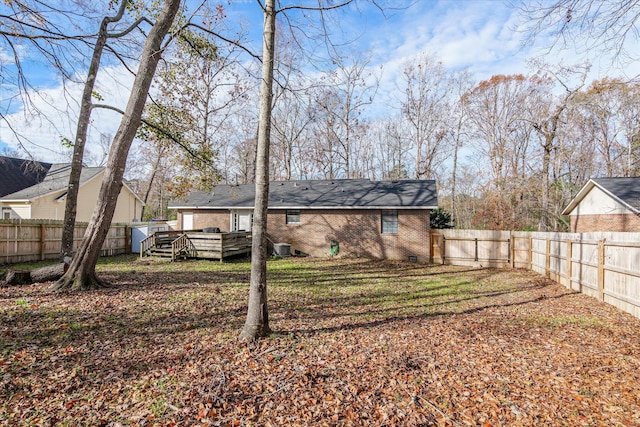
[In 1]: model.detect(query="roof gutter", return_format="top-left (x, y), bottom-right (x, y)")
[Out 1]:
top-left (168, 205), bottom-right (439, 210)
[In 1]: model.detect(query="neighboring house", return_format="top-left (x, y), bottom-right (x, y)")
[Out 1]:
top-left (169, 179), bottom-right (438, 262)
top-left (562, 177), bottom-right (640, 232)
top-left (0, 156), bottom-right (143, 223)
top-left (0, 156), bottom-right (52, 198)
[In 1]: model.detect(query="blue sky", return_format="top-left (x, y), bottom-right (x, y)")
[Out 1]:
top-left (1, 0), bottom-right (638, 160)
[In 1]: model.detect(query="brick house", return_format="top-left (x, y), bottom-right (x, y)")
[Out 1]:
top-left (169, 179), bottom-right (438, 262)
top-left (562, 177), bottom-right (640, 232)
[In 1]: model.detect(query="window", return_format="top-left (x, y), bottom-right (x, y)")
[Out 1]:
top-left (381, 210), bottom-right (398, 234)
top-left (286, 210), bottom-right (300, 224)
top-left (2, 208), bottom-right (11, 220)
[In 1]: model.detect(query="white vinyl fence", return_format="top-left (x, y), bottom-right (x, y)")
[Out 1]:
top-left (431, 230), bottom-right (640, 319)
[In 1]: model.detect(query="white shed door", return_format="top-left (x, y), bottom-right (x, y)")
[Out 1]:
top-left (183, 212), bottom-right (194, 230)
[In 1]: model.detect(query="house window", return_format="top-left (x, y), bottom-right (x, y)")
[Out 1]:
top-left (381, 210), bottom-right (398, 234)
top-left (2, 208), bottom-right (11, 220)
top-left (286, 210), bottom-right (300, 224)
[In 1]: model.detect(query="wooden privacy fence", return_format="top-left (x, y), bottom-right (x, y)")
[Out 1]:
top-left (431, 229), bottom-right (640, 319)
top-left (0, 220), bottom-right (130, 264)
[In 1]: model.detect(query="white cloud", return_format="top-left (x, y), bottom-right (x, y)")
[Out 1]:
top-left (358, 0), bottom-right (640, 119)
top-left (0, 64), bottom-right (135, 163)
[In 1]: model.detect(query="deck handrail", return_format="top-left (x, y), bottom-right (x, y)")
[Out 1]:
top-left (139, 234), bottom-right (156, 258)
top-left (171, 233), bottom-right (195, 261)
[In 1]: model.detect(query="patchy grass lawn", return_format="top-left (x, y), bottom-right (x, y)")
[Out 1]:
top-left (1, 255), bottom-right (639, 426)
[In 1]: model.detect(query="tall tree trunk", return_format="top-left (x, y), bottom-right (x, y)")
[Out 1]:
top-left (50, 0), bottom-right (181, 291)
top-left (239, 0), bottom-right (276, 341)
top-left (60, 1), bottom-right (128, 261)
top-left (539, 136), bottom-right (552, 231)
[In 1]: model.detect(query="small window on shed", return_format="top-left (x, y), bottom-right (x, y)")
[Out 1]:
top-left (381, 210), bottom-right (398, 234)
top-left (286, 210), bottom-right (300, 224)
top-left (2, 208), bottom-right (11, 220)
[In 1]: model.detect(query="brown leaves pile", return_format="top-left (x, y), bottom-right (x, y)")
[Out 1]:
top-left (1, 256), bottom-right (639, 426)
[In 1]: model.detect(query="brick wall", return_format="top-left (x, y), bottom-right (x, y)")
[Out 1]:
top-left (179, 210), bottom-right (231, 231)
top-left (267, 209), bottom-right (431, 262)
top-left (571, 213), bottom-right (640, 232)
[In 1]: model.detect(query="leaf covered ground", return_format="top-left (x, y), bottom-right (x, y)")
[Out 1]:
top-left (1, 255), bottom-right (639, 426)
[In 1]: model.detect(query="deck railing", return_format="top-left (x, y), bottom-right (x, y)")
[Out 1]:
top-left (139, 234), bottom-right (156, 258)
top-left (171, 234), bottom-right (195, 261)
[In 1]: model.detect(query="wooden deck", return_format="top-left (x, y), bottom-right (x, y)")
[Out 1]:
top-left (140, 230), bottom-right (251, 261)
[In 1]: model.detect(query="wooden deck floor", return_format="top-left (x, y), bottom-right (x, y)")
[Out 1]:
top-left (141, 230), bottom-right (251, 261)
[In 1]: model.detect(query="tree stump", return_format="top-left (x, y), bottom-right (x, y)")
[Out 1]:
top-left (5, 270), bottom-right (32, 286)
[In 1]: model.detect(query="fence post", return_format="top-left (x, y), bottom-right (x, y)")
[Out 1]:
top-left (430, 230), bottom-right (436, 263)
top-left (125, 225), bottom-right (131, 255)
top-left (528, 236), bottom-right (533, 270)
top-left (566, 239), bottom-right (572, 289)
top-left (39, 223), bottom-right (46, 261)
top-left (545, 238), bottom-right (551, 278)
top-left (598, 239), bottom-right (605, 301)
top-left (474, 238), bottom-right (478, 262)
top-left (510, 233), bottom-right (515, 268)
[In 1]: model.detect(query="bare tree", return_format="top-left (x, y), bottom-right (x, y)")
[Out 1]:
top-left (401, 52), bottom-right (451, 179)
top-left (60, 0), bottom-right (147, 261)
top-left (51, 0), bottom-right (181, 291)
top-left (239, 0), bottom-right (363, 341)
top-left (464, 74), bottom-right (538, 229)
top-left (1, 1), bottom-right (149, 259)
top-left (447, 70), bottom-right (474, 227)
top-left (368, 118), bottom-right (411, 180)
top-left (145, 9), bottom-right (251, 198)
top-left (519, 0), bottom-right (640, 65)
top-left (524, 62), bottom-right (588, 230)
top-left (239, 0), bottom-right (277, 341)
top-left (270, 32), bottom-right (316, 180)
top-left (318, 53), bottom-right (379, 178)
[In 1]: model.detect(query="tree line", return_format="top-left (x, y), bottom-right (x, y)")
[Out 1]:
top-left (135, 39), bottom-right (640, 232)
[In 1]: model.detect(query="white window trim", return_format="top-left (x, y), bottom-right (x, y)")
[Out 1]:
top-left (2, 207), bottom-right (12, 220)
top-left (286, 210), bottom-right (301, 224)
top-left (381, 210), bottom-right (399, 234)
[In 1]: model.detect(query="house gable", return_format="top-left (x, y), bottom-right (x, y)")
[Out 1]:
top-left (567, 185), bottom-right (631, 216)
top-left (563, 177), bottom-right (640, 232)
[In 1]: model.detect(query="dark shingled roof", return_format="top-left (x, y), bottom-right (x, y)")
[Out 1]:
top-left (0, 161), bottom-right (104, 201)
top-left (0, 156), bottom-right (52, 197)
top-left (592, 177), bottom-right (640, 212)
top-left (170, 179), bottom-right (438, 209)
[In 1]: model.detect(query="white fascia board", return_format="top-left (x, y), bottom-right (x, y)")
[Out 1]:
top-left (0, 199), bottom-right (31, 203)
top-left (561, 180), bottom-right (596, 216)
top-left (170, 205), bottom-right (437, 210)
top-left (122, 181), bottom-right (146, 205)
top-left (168, 205), bottom-right (254, 210)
